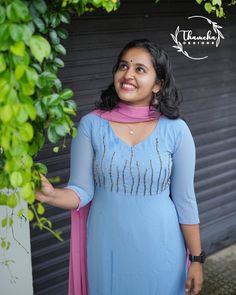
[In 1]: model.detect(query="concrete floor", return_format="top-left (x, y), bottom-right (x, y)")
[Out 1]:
top-left (200, 243), bottom-right (236, 295)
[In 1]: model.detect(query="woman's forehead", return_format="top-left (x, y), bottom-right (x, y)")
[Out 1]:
top-left (121, 48), bottom-right (153, 66)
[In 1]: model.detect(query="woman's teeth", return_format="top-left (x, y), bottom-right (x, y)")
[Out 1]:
top-left (122, 83), bottom-right (136, 90)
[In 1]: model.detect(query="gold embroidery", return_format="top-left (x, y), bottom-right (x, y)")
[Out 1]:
top-left (93, 155), bottom-right (97, 187)
top-left (101, 135), bottom-right (106, 189)
top-left (116, 166), bottom-right (120, 193)
top-left (96, 160), bottom-right (101, 187)
top-left (110, 152), bottom-right (115, 192)
top-left (143, 168), bottom-right (148, 196)
top-left (122, 160), bottom-right (128, 194)
top-left (130, 148), bottom-right (134, 194)
top-left (136, 161), bottom-right (140, 195)
top-left (155, 138), bottom-right (162, 194)
top-left (150, 159), bottom-right (153, 195)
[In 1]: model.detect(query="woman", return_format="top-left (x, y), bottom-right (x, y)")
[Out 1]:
top-left (36, 39), bottom-right (204, 295)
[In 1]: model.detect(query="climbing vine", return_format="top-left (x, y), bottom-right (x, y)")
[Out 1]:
top-left (0, 0), bottom-right (234, 281)
top-left (0, 0), bottom-right (119, 280)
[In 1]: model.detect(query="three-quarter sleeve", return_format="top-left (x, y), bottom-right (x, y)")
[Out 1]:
top-left (170, 121), bottom-right (200, 224)
top-left (65, 116), bottom-right (94, 211)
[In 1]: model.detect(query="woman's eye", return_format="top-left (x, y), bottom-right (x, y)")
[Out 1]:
top-left (119, 63), bottom-right (127, 70)
top-left (137, 67), bottom-right (145, 73)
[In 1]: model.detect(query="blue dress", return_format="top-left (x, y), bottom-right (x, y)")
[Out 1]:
top-left (66, 112), bottom-right (200, 295)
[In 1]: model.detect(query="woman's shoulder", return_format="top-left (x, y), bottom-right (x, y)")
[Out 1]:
top-left (161, 115), bottom-right (190, 133)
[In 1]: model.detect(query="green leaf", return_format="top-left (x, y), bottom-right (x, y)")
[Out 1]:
top-left (0, 194), bottom-right (7, 205)
top-left (1, 217), bottom-right (7, 228)
top-left (33, 17), bottom-right (46, 32)
top-left (204, 2), bottom-right (213, 13)
top-left (21, 182), bottom-right (33, 200)
top-left (7, 194), bottom-right (18, 208)
top-left (49, 30), bottom-right (60, 45)
top-left (43, 93), bottom-right (60, 106)
top-left (54, 58), bottom-right (64, 68)
top-left (34, 162), bottom-right (48, 174)
top-left (59, 11), bottom-right (70, 24)
top-left (25, 67), bottom-right (38, 83)
top-left (6, 1), bottom-right (31, 23)
top-left (29, 35), bottom-right (51, 63)
top-left (0, 105), bottom-right (13, 122)
top-left (49, 105), bottom-right (64, 119)
top-left (0, 53), bottom-right (6, 73)
top-left (0, 78), bottom-right (10, 101)
top-left (32, 0), bottom-right (47, 14)
top-left (19, 122), bottom-right (34, 141)
top-left (50, 13), bottom-right (61, 28)
top-left (212, 0), bottom-right (222, 6)
top-left (6, 88), bottom-right (18, 104)
top-left (0, 5), bottom-right (6, 24)
top-left (72, 127), bottom-right (77, 138)
top-left (9, 24), bottom-right (24, 42)
top-left (37, 203), bottom-right (45, 215)
top-left (15, 64), bottom-right (27, 80)
top-left (57, 27), bottom-right (68, 39)
top-left (195, 0), bottom-right (202, 4)
top-left (9, 217), bottom-right (13, 226)
top-left (54, 44), bottom-right (66, 55)
top-left (27, 208), bottom-right (34, 221)
top-left (55, 121), bottom-right (70, 136)
top-left (21, 82), bottom-right (35, 95)
top-left (25, 104), bottom-right (36, 120)
top-left (47, 125), bottom-right (61, 143)
top-left (35, 100), bottom-right (47, 119)
top-left (1, 240), bottom-right (6, 249)
top-left (21, 24), bottom-right (33, 42)
top-left (10, 171), bottom-right (23, 188)
top-left (60, 88), bottom-right (73, 100)
top-left (18, 208), bottom-right (25, 218)
top-left (15, 105), bottom-right (28, 123)
top-left (53, 146), bottom-right (59, 153)
top-left (37, 71), bottom-right (57, 88)
top-left (54, 78), bottom-right (62, 91)
top-left (10, 41), bottom-right (25, 57)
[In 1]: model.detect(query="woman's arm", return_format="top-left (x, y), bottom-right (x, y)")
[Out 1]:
top-left (181, 224), bottom-right (202, 255)
top-left (170, 120), bottom-right (203, 294)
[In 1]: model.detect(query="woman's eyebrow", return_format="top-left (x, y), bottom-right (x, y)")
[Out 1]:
top-left (120, 59), bottom-right (149, 69)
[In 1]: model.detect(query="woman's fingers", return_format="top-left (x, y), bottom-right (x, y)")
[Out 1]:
top-left (185, 277), bottom-right (193, 294)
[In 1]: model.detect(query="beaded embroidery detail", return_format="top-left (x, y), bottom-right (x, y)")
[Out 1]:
top-left (93, 135), bottom-right (173, 196)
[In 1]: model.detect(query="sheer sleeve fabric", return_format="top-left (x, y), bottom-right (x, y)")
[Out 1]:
top-left (170, 121), bottom-right (200, 224)
top-left (65, 116), bottom-right (94, 211)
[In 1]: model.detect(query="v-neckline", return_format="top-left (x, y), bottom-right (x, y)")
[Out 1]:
top-left (107, 116), bottom-right (163, 148)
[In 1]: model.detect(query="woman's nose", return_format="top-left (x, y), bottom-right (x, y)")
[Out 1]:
top-left (124, 67), bottom-right (135, 79)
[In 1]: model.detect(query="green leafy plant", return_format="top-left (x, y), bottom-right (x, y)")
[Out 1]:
top-left (0, 0), bottom-right (119, 281)
top-left (195, 0), bottom-right (236, 18)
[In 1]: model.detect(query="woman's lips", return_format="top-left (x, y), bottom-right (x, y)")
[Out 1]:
top-left (121, 82), bottom-right (137, 91)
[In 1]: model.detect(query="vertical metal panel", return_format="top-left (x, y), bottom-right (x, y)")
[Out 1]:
top-left (30, 0), bottom-right (236, 293)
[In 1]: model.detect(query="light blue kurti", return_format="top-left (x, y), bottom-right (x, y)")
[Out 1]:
top-left (66, 112), bottom-right (200, 295)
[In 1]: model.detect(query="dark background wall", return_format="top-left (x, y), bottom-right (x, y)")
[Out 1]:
top-left (31, 1), bottom-right (236, 294)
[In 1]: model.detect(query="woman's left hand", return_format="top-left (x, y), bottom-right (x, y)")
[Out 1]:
top-left (185, 262), bottom-right (204, 294)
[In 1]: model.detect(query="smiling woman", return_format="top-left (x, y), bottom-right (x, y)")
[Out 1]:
top-left (36, 39), bottom-right (204, 295)
top-left (95, 38), bottom-right (183, 119)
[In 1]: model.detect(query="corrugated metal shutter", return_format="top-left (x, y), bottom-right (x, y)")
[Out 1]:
top-left (30, 0), bottom-right (236, 293)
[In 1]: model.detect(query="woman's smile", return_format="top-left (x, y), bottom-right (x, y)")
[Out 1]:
top-left (121, 81), bottom-right (137, 91)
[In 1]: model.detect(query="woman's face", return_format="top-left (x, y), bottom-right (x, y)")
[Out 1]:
top-left (114, 47), bottom-right (161, 106)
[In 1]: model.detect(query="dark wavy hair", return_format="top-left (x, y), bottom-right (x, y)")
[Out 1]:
top-left (94, 39), bottom-right (183, 119)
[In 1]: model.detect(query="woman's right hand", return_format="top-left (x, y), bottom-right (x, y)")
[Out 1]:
top-left (35, 174), bottom-right (56, 204)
